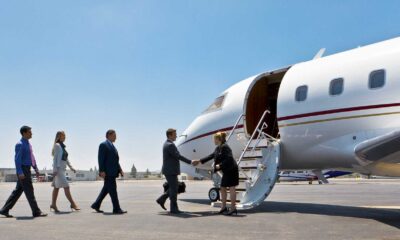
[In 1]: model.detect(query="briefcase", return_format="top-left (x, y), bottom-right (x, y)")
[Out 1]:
top-left (163, 181), bottom-right (186, 194)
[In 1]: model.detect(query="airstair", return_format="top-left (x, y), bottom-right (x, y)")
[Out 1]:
top-left (209, 110), bottom-right (280, 210)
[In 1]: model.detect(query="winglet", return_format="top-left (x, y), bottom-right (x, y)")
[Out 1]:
top-left (313, 48), bottom-right (326, 60)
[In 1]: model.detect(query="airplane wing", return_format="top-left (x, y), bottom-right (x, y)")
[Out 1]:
top-left (354, 130), bottom-right (400, 163)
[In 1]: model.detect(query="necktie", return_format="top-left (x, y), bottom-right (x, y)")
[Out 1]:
top-left (29, 143), bottom-right (37, 168)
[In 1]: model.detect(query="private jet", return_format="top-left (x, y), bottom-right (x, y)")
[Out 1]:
top-left (176, 36), bottom-right (400, 209)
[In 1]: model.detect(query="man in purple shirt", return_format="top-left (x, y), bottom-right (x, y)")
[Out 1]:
top-left (0, 126), bottom-right (47, 218)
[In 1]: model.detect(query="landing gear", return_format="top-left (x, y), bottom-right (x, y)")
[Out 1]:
top-left (208, 188), bottom-right (220, 202)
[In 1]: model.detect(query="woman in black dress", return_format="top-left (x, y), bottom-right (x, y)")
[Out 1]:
top-left (194, 132), bottom-right (239, 215)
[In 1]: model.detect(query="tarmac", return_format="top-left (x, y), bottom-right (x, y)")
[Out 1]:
top-left (0, 179), bottom-right (400, 240)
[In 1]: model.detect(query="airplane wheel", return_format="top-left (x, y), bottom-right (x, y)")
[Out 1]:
top-left (208, 188), bottom-right (220, 202)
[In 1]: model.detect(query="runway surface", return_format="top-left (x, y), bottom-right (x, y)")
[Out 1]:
top-left (0, 179), bottom-right (399, 240)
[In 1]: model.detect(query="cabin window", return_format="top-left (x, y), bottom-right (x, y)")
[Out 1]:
top-left (369, 69), bottom-right (385, 89)
top-left (295, 85), bottom-right (308, 102)
top-left (329, 78), bottom-right (344, 96)
top-left (203, 94), bottom-right (226, 114)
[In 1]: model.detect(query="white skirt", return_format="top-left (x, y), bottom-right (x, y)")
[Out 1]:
top-left (52, 160), bottom-right (70, 188)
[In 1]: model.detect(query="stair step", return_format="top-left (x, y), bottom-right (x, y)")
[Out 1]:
top-left (240, 166), bottom-right (258, 170)
top-left (225, 199), bottom-right (241, 203)
top-left (242, 156), bottom-right (262, 160)
top-left (245, 146), bottom-right (268, 151)
top-left (227, 188), bottom-right (246, 192)
top-left (239, 162), bottom-right (261, 169)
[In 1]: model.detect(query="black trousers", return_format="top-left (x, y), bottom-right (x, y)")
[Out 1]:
top-left (157, 175), bottom-right (179, 212)
top-left (1, 165), bottom-right (41, 215)
top-left (92, 176), bottom-right (121, 211)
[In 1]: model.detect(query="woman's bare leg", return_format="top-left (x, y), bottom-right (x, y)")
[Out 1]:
top-left (220, 187), bottom-right (227, 209)
top-left (230, 186), bottom-right (236, 210)
top-left (51, 188), bottom-right (59, 207)
top-left (63, 187), bottom-right (78, 208)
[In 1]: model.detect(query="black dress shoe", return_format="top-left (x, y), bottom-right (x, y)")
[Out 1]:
top-left (156, 199), bottom-right (167, 211)
top-left (113, 209), bottom-right (127, 214)
top-left (170, 210), bottom-right (184, 214)
top-left (91, 205), bottom-right (104, 213)
top-left (33, 212), bottom-right (48, 218)
top-left (0, 210), bottom-right (13, 218)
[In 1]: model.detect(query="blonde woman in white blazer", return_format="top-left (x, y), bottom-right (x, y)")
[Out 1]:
top-left (50, 131), bottom-right (80, 212)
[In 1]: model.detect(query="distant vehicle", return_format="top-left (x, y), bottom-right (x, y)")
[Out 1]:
top-left (278, 170), bottom-right (352, 184)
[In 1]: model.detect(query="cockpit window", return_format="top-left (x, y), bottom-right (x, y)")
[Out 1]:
top-left (203, 94), bottom-right (226, 114)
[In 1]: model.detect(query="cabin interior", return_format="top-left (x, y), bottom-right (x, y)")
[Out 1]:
top-left (244, 68), bottom-right (290, 139)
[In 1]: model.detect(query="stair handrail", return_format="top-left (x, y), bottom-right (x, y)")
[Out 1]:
top-left (237, 110), bottom-right (270, 167)
top-left (226, 113), bottom-right (245, 143)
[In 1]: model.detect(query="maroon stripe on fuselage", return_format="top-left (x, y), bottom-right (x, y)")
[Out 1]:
top-left (180, 102), bottom-right (400, 146)
top-left (180, 124), bottom-right (244, 146)
top-left (277, 102), bottom-right (400, 121)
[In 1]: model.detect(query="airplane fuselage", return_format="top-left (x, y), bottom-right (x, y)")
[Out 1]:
top-left (177, 37), bottom-right (400, 178)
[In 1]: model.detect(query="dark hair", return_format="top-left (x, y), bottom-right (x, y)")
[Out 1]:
top-left (20, 126), bottom-right (32, 135)
top-left (106, 129), bottom-right (116, 138)
top-left (166, 128), bottom-right (176, 138)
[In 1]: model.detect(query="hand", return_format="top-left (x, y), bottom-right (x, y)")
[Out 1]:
top-left (191, 160), bottom-right (200, 166)
top-left (120, 170), bottom-right (124, 177)
top-left (99, 172), bottom-right (106, 178)
top-left (53, 171), bottom-right (58, 176)
top-left (35, 171), bottom-right (40, 179)
top-left (72, 168), bottom-right (77, 173)
top-left (18, 174), bottom-right (25, 180)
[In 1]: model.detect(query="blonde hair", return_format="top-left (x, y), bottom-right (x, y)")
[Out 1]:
top-left (214, 131), bottom-right (227, 144)
top-left (52, 131), bottom-right (65, 156)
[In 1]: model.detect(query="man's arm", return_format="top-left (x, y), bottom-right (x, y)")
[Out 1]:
top-left (169, 144), bottom-right (192, 164)
top-left (15, 143), bottom-right (23, 175)
top-left (98, 143), bottom-right (106, 174)
top-left (118, 162), bottom-right (124, 176)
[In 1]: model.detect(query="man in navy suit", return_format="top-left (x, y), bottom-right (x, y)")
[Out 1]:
top-left (91, 130), bottom-right (127, 214)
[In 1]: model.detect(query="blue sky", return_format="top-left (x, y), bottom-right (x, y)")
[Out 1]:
top-left (1, 1), bottom-right (400, 171)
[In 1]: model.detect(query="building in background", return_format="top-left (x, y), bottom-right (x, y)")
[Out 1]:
top-left (0, 168), bottom-right (97, 182)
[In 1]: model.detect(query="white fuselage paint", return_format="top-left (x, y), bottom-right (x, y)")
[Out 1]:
top-left (177, 37), bottom-right (400, 177)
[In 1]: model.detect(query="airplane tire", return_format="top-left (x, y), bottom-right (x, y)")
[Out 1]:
top-left (208, 188), bottom-right (220, 202)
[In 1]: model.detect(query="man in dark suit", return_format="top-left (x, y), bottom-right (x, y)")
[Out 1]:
top-left (156, 128), bottom-right (192, 214)
top-left (0, 126), bottom-right (47, 218)
top-left (91, 129), bottom-right (127, 214)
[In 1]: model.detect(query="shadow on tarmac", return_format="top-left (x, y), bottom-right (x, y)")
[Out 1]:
top-left (243, 201), bottom-right (400, 229)
top-left (180, 199), bottom-right (400, 227)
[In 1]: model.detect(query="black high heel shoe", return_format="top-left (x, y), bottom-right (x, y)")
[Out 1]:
top-left (50, 205), bottom-right (60, 213)
top-left (217, 207), bottom-right (228, 214)
top-left (226, 208), bottom-right (238, 216)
